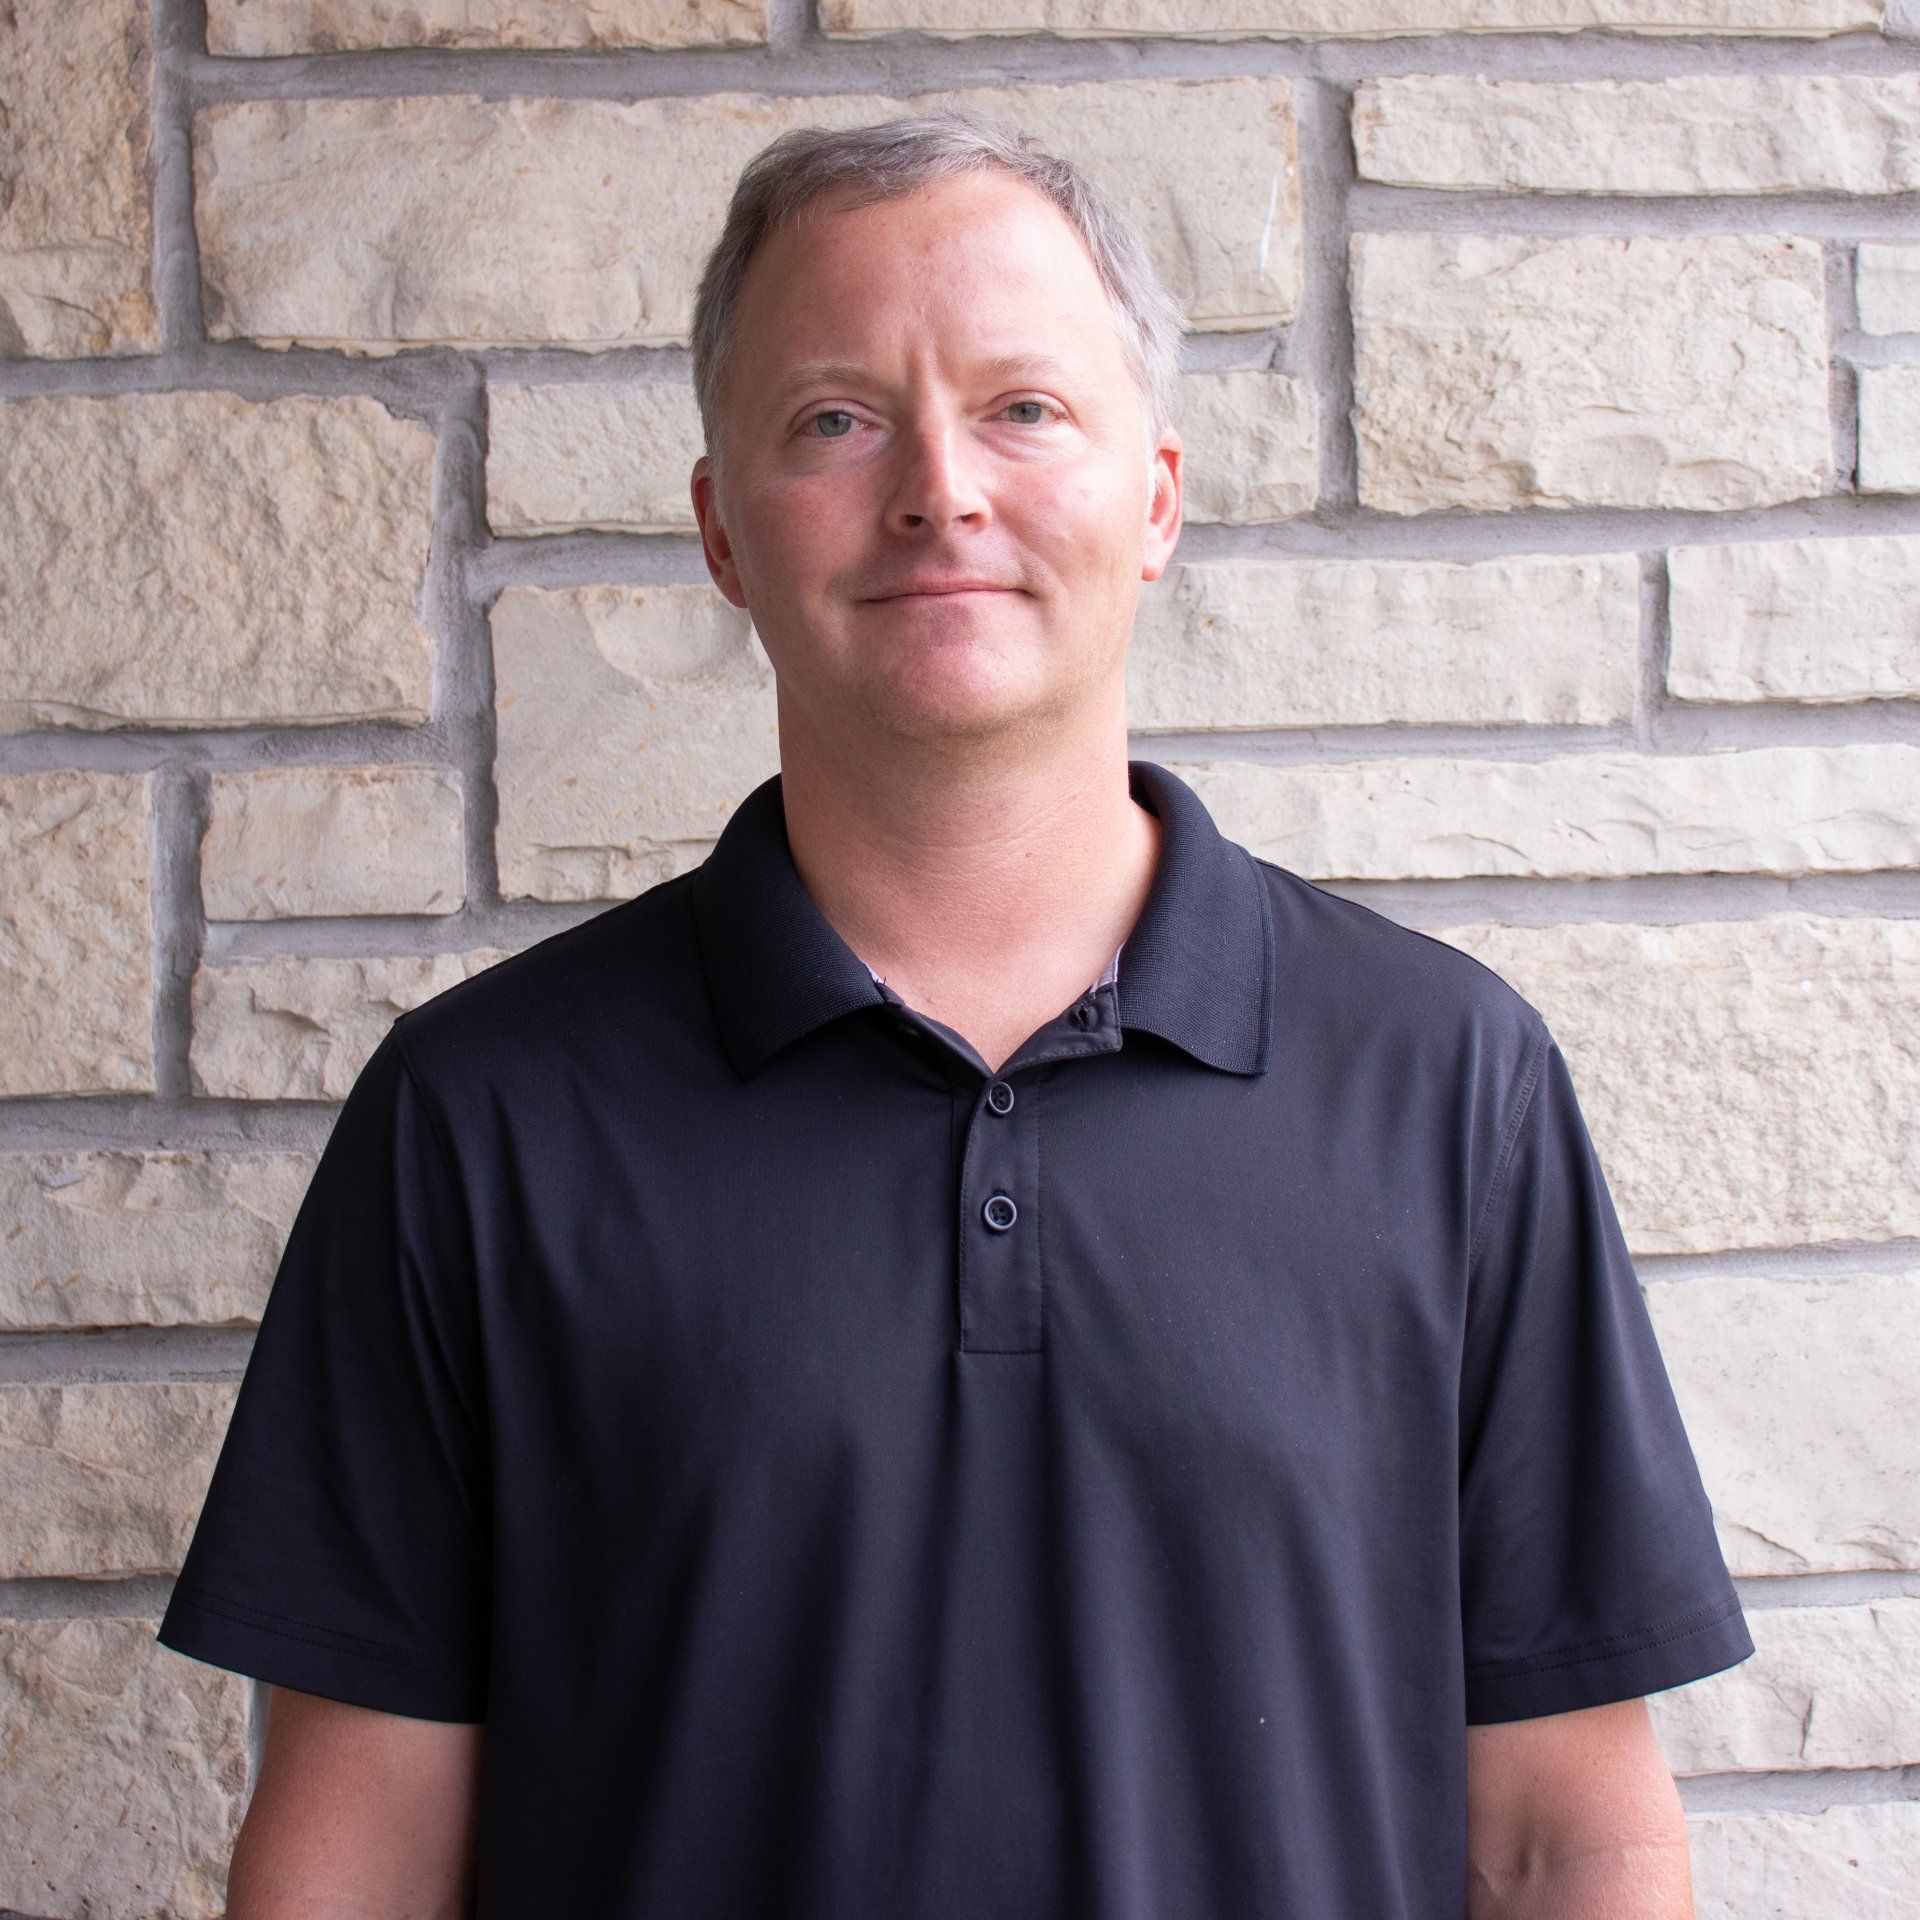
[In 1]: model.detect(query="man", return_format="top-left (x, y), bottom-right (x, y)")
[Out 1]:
top-left (158, 114), bottom-right (1753, 1918)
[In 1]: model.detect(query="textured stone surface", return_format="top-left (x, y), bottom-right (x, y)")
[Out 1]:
top-left (195, 79), bottom-right (1298, 351)
top-left (0, 391), bottom-right (435, 730)
top-left (493, 584), bottom-right (780, 902)
top-left (192, 950), bottom-right (517, 1100)
top-left (0, 0), bottom-right (157, 357)
top-left (488, 382), bottom-right (704, 535)
top-left (0, 1384), bottom-right (238, 1576)
top-left (0, 1616), bottom-right (245, 1920)
top-left (0, 772), bottom-right (152, 1097)
top-left (1429, 916), bottom-right (1920, 1256)
top-left (203, 767), bottom-right (465, 920)
top-left (1355, 76), bottom-right (1920, 195)
top-left (0, 1151), bottom-right (313, 1329)
top-left (1688, 1802), bottom-right (1920, 1917)
top-left (1178, 744), bottom-right (1919, 881)
top-left (823, 0), bottom-right (1880, 34)
top-left (1648, 1273), bottom-right (1920, 1577)
top-left (1651, 1599), bottom-right (1920, 1772)
top-left (1176, 371), bottom-right (1317, 524)
top-left (1857, 242), bottom-right (1920, 335)
top-left (207, 0), bottom-right (767, 51)
top-left (1668, 536), bottom-right (1920, 706)
top-left (1860, 368), bottom-right (1920, 493)
top-left (1351, 233), bottom-right (1829, 515)
top-left (1130, 554), bottom-right (1637, 730)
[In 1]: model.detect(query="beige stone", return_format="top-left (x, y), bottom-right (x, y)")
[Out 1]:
top-left (1857, 242), bottom-right (1920, 335)
top-left (1432, 916), bottom-right (1920, 1256)
top-left (1648, 1273), bottom-right (1920, 1578)
top-left (1176, 744), bottom-right (1919, 881)
top-left (1351, 233), bottom-right (1829, 515)
top-left (493, 585), bottom-right (779, 903)
top-left (0, 772), bottom-right (152, 1097)
top-left (191, 950), bottom-right (518, 1100)
top-left (1651, 1599), bottom-right (1920, 1772)
top-left (1130, 553), bottom-right (1637, 730)
top-left (195, 80), bottom-right (1298, 352)
top-left (487, 382), bottom-right (704, 536)
top-left (823, 0), bottom-right (1879, 34)
top-left (203, 767), bottom-right (465, 920)
top-left (1860, 368), bottom-right (1920, 494)
top-left (0, 1384), bottom-right (238, 1576)
top-left (1355, 76), bottom-right (1920, 195)
top-left (0, 391), bottom-right (435, 730)
top-left (1688, 1802), bottom-right (1920, 1917)
top-left (0, 1151), bottom-right (314, 1329)
top-left (0, 1617), bottom-right (245, 1920)
top-left (0, 0), bottom-right (157, 356)
top-left (1668, 536), bottom-right (1920, 706)
top-left (1177, 372), bottom-right (1317, 524)
top-left (207, 0), bottom-right (766, 51)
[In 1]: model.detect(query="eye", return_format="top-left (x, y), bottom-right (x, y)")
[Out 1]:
top-left (803, 409), bottom-right (857, 439)
top-left (1000, 399), bottom-right (1054, 425)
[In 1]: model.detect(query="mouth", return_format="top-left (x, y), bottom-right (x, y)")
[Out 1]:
top-left (864, 585), bottom-right (1023, 604)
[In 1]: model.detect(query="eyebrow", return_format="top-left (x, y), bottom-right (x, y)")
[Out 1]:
top-left (763, 352), bottom-right (1084, 413)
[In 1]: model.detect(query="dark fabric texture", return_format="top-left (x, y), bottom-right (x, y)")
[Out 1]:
top-left (157, 757), bottom-right (1752, 1919)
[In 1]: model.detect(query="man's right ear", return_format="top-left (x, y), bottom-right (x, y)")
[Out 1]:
top-left (691, 455), bottom-right (749, 610)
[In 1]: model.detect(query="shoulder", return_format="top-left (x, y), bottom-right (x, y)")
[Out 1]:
top-left (1250, 853), bottom-right (1550, 1089)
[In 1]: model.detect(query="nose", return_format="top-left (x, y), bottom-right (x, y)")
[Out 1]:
top-left (884, 418), bottom-right (991, 537)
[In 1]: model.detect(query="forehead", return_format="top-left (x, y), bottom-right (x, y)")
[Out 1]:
top-left (730, 168), bottom-right (1127, 375)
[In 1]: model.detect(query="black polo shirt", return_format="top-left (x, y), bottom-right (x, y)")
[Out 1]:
top-left (158, 757), bottom-right (1752, 1919)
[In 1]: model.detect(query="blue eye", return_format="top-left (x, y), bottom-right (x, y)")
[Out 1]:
top-left (1004, 400), bottom-right (1048, 424)
top-left (808, 410), bottom-right (856, 438)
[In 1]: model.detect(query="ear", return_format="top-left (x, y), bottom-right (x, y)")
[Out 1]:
top-left (691, 455), bottom-right (750, 610)
top-left (1141, 430), bottom-right (1183, 584)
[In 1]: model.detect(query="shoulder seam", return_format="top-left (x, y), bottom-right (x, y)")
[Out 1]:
top-left (1464, 1015), bottom-right (1552, 1286)
top-left (387, 1020), bottom-right (468, 1212)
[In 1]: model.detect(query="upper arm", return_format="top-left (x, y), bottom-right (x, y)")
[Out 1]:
top-left (226, 1684), bottom-right (485, 1920)
top-left (1466, 1697), bottom-right (1688, 1894)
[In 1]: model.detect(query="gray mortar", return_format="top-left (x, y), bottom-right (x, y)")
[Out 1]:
top-left (0, 0), bottom-right (1917, 1820)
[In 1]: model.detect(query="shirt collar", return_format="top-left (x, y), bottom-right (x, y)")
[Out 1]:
top-left (689, 757), bottom-right (1275, 1082)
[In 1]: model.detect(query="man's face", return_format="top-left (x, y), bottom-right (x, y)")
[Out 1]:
top-left (690, 168), bottom-right (1183, 752)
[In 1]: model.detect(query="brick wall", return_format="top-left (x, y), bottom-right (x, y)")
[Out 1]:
top-left (2, 1), bottom-right (1917, 1911)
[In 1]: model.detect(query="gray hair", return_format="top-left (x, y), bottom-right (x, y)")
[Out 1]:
top-left (689, 111), bottom-right (1186, 503)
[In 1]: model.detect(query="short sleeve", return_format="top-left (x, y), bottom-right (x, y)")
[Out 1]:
top-left (156, 1024), bottom-right (490, 1722)
top-left (1457, 1019), bottom-right (1754, 1725)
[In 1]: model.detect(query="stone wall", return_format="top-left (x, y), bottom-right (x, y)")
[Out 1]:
top-left (2, 0), bottom-right (1917, 1911)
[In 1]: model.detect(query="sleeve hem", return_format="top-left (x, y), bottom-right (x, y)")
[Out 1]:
top-left (155, 1586), bottom-right (487, 1724)
top-left (1464, 1595), bottom-right (1754, 1725)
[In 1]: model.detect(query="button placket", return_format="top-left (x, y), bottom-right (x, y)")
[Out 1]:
top-left (955, 1072), bottom-right (1043, 1355)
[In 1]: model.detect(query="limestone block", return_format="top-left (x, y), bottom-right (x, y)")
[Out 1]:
top-left (0, 1617), bottom-right (245, 1920)
top-left (1355, 76), bottom-right (1920, 195)
top-left (1175, 744), bottom-right (1919, 881)
top-left (1177, 372), bottom-right (1317, 524)
top-left (0, 0), bottom-right (157, 356)
top-left (195, 79), bottom-right (1297, 351)
top-left (1351, 233), bottom-right (1829, 514)
top-left (823, 0), bottom-right (1880, 35)
top-left (1857, 243), bottom-right (1920, 335)
top-left (1668, 536), bottom-right (1920, 706)
top-left (1129, 553), bottom-right (1637, 729)
top-left (1648, 1273), bottom-right (1920, 1577)
top-left (0, 1384), bottom-right (238, 1576)
top-left (0, 391), bottom-right (435, 730)
top-left (1432, 916), bottom-right (1920, 1256)
top-left (1688, 1802), bottom-right (1920, 1918)
top-left (493, 584), bottom-right (779, 902)
top-left (0, 772), bottom-right (152, 1096)
top-left (206, 0), bottom-right (767, 51)
top-left (488, 382), bottom-right (705, 535)
top-left (1860, 368), bottom-right (1920, 493)
top-left (0, 1151), bottom-right (315, 1329)
top-left (203, 767), bottom-right (465, 920)
top-left (191, 951), bottom-right (518, 1100)
top-left (1650, 1599), bottom-right (1920, 1771)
